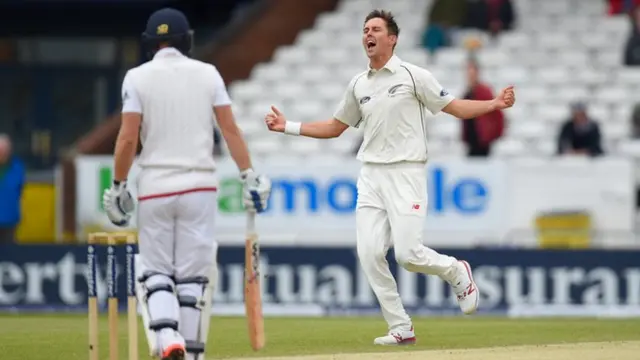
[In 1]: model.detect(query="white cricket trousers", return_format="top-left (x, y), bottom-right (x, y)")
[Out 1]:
top-left (356, 161), bottom-right (457, 330)
top-left (136, 190), bottom-right (218, 353)
top-left (137, 190), bottom-right (218, 278)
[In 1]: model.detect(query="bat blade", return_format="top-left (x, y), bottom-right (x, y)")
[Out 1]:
top-left (245, 213), bottom-right (265, 350)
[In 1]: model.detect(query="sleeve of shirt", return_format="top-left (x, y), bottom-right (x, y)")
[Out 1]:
top-left (121, 71), bottom-right (142, 114)
top-left (414, 67), bottom-right (455, 115)
top-left (211, 66), bottom-right (232, 107)
top-left (333, 76), bottom-right (362, 127)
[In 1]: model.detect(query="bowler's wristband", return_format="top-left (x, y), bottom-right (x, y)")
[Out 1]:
top-left (284, 121), bottom-right (301, 136)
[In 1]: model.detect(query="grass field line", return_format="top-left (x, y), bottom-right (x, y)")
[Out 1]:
top-left (230, 341), bottom-right (640, 360)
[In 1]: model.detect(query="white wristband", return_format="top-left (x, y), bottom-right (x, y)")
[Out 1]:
top-left (284, 121), bottom-right (302, 136)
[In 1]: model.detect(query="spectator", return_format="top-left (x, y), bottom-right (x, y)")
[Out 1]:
top-left (608, 0), bottom-right (640, 15)
top-left (631, 103), bottom-right (640, 138)
top-left (624, 5), bottom-right (640, 66)
top-left (463, 0), bottom-right (515, 40)
top-left (556, 103), bottom-right (604, 157)
top-left (422, 0), bottom-right (466, 55)
top-left (464, 0), bottom-right (490, 31)
top-left (460, 57), bottom-right (505, 157)
top-left (0, 134), bottom-right (25, 244)
top-left (486, 0), bottom-right (515, 38)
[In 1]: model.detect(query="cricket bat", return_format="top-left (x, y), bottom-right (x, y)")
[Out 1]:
top-left (244, 211), bottom-right (265, 350)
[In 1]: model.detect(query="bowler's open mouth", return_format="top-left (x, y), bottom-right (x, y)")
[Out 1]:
top-left (366, 39), bottom-right (376, 49)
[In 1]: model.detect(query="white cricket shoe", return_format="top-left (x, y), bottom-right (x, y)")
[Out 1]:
top-left (373, 327), bottom-right (416, 346)
top-left (447, 260), bottom-right (479, 315)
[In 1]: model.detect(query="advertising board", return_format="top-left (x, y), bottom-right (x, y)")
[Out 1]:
top-left (73, 156), bottom-right (508, 245)
top-left (0, 245), bottom-right (638, 317)
top-left (72, 156), bottom-right (635, 247)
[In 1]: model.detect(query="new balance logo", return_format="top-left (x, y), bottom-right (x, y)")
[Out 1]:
top-left (457, 284), bottom-right (476, 300)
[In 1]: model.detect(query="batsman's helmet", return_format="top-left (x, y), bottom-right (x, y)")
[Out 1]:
top-left (141, 8), bottom-right (194, 59)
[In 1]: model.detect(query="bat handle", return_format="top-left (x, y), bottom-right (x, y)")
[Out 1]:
top-left (246, 210), bottom-right (256, 234)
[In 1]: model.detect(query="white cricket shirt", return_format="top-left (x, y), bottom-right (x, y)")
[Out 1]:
top-left (121, 47), bottom-right (231, 199)
top-left (334, 55), bottom-right (455, 164)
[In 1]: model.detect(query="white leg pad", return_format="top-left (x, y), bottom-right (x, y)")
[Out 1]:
top-left (134, 254), bottom-right (160, 357)
top-left (177, 265), bottom-right (217, 360)
top-left (200, 264), bottom-right (217, 345)
top-left (198, 265), bottom-right (216, 360)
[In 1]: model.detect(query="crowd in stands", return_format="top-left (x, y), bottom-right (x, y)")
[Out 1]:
top-left (422, 0), bottom-right (515, 56)
top-left (624, 3), bottom-right (640, 66)
top-left (412, 0), bottom-right (640, 159)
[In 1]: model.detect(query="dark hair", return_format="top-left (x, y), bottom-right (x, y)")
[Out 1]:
top-left (364, 9), bottom-right (400, 37)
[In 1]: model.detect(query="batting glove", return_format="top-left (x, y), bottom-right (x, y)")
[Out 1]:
top-left (240, 169), bottom-right (271, 213)
top-left (102, 180), bottom-right (135, 227)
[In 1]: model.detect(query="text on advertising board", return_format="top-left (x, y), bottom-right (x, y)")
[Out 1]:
top-left (98, 165), bottom-right (491, 216)
top-left (1, 246), bottom-right (638, 314)
top-left (263, 166), bottom-right (490, 215)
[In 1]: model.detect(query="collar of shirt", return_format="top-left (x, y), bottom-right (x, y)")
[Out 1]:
top-left (153, 47), bottom-right (184, 60)
top-left (367, 55), bottom-right (402, 77)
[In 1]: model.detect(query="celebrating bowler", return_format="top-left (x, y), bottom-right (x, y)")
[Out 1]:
top-left (265, 9), bottom-right (515, 345)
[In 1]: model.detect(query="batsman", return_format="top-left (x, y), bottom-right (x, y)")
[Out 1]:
top-left (101, 8), bottom-right (271, 360)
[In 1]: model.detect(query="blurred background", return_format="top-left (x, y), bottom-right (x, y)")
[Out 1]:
top-left (1, 0), bottom-right (639, 318)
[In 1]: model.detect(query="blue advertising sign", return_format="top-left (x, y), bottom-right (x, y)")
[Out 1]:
top-left (0, 245), bottom-right (638, 316)
top-left (265, 165), bottom-right (494, 216)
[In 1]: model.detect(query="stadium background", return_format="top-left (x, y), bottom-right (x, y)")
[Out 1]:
top-left (1, 0), bottom-right (640, 328)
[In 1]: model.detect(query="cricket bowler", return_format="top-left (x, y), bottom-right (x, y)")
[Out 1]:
top-left (265, 10), bottom-right (515, 345)
top-left (102, 8), bottom-right (271, 360)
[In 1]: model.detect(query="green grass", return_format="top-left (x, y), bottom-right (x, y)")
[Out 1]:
top-left (1, 314), bottom-right (639, 359)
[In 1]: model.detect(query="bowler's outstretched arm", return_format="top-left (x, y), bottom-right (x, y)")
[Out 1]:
top-left (265, 75), bottom-right (359, 138)
top-left (442, 98), bottom-right (504, 119)
top-left (299, 118), bottom-right (350, 138)
top-left (410, 66), bottom-right (514, 120)
top-left (266, 105), bottom-right (349, 139)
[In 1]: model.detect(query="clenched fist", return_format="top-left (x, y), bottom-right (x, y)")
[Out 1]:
top-left (492, 86), bottom-right (516, 110)
top-left (265, 106), bottom-right (286, 133)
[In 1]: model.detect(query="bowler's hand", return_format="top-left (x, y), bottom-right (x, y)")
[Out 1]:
top-left (492, 86), bottom-right (516, 110)
top-left (265, 106), bottom-right (286, 133)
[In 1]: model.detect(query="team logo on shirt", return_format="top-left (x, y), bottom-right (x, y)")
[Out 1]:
top-left (440, 89), bottom-right (449, 97)
top-left (359, 96), bottom-right (371, 105)
top-left (388, 84), bottom-right (403, 95)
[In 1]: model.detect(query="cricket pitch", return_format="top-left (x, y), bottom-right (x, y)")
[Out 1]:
top-left (231, 341), bottom-right (640, 360)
